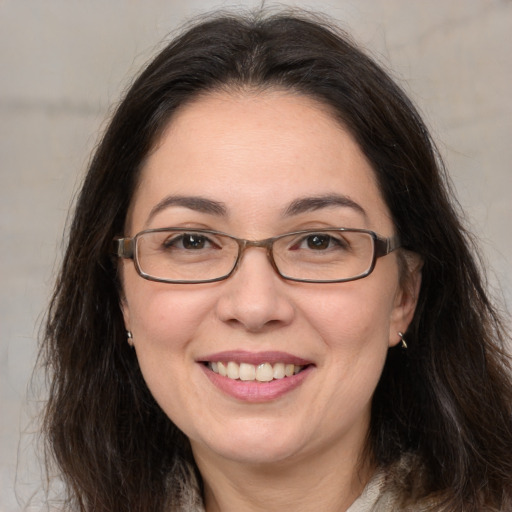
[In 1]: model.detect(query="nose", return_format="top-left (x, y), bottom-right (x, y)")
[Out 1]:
top-left (215, 247), bottom-right (295, 332)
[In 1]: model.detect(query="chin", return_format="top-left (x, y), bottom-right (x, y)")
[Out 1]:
top-left (191, 419), bottom-right (309, 466)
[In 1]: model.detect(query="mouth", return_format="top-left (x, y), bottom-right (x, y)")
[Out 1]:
top-left (206, 361), bottom-right (307, 382)
top-left (199, 351), bottom-right (313, 402)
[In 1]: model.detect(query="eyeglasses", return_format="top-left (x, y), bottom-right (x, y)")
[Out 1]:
top-left (114, 227), bottom-right (400, 284)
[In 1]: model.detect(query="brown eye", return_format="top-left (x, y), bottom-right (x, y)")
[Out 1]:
top-left (182, 234), bottom-right (207, 249)
top-left (163, 233), bottom-right (210, 250)
top-left (306, 234), bottom-right (331, 250)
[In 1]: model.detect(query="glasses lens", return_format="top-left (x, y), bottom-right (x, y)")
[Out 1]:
top-left (135, 230), bottom-right (239, 282)
top-left (273, 230), bottom-right (375, 282)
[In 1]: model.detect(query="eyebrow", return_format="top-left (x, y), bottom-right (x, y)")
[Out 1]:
top-left (147, 195), bottom-right (228, 224)
top-left (283, 194), bottom-right (367, 218)
top-left (146, 192), bottom-right (366, 225)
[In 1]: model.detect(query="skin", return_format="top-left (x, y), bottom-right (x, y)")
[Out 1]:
top-left (121, 90), bottom-right (421, 512)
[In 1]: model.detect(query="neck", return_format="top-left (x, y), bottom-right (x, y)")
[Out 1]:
top-left (193, 441), bottom-right (373, 512)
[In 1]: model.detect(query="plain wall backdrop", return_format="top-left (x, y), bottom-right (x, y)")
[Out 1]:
top-left (1, 1), bottom-right (511, 510)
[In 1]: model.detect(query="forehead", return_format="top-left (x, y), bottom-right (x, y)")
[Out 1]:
top-left (128, 90), bottom-right (392, 234)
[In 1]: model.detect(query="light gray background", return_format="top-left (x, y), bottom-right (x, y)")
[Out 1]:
top-left (1, 1), bottom-right (511, 510)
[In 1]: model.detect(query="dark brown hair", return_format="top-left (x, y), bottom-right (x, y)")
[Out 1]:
top-left (41, 10), bottom-right (512, 511)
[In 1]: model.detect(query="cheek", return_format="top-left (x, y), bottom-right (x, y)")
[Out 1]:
top-left (301, 271), bottom-right (399, 401)
top-left (122, 264), bottom-right (215, 345)
top-left (305, 278), bottom-right (397, 346)
top-left (121, 276), bottom-right (220, 417)
top-left (122, 280), bottom-right (217, 426)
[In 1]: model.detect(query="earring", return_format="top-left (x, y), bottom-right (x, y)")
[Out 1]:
top-left (397, 331), bottom-right (408, 350)
top-left (127, 331), bottom-right (134, 347)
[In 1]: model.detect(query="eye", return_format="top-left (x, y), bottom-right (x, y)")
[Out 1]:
top-left (294, 233), bottom-right (349, 251)
top-left (305, 234), bottom-right (331, 250)
top-left (163, 233), bottom-right (215, 250)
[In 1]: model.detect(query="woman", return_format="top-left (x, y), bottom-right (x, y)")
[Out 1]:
top-left (41, 10), bottom-right (512, 512)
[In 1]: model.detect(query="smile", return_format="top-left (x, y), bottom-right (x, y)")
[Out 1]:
top-left (207, 361), bottom-right (305, 382)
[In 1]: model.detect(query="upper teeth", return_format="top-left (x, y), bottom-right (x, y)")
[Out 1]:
top-left (209, 361), bottom-right (303, 382)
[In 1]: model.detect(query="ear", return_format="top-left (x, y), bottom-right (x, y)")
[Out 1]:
top-left (388, 252), bottom-right (423, 347)
top-left (119, 291), bottom-right (131, 333)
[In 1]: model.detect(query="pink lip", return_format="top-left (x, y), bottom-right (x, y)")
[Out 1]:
top-left (197, 350), bottom-right (312, 366)
top-left (200, 363), bottom-right (313, 403)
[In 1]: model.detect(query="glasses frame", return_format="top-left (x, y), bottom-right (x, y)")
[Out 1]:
top-left (114, 227), bottom-right (400, 284)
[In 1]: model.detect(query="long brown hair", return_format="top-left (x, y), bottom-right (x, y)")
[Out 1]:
top-left (41, 10), bottom-right (512, 511)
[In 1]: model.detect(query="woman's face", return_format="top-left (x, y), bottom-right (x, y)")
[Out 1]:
top-left (121, 90), bottom-right (419, 469)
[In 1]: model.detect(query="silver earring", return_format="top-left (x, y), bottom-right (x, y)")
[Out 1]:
top-left (127, 331), bottom-right (134, 347)
top-left (398, 331), bottom-right (408, 349)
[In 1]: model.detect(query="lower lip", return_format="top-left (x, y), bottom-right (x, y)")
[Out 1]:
top-left (200, 364), bottom-right (313, 402)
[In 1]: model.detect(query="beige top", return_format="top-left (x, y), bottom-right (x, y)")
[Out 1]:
top-left (346, 471), bottom-right (393, 512)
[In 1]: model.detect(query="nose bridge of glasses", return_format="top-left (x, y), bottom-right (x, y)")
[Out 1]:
top-left (233, 237), bottom-right (278, 272)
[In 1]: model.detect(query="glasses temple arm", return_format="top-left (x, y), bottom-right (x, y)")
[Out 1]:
top-left (374, 235), bottom-right (401, 257)
top-left (114, 238), bottom-right (134, 259)
top-left (387, 235), bottom-right (401, 253)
